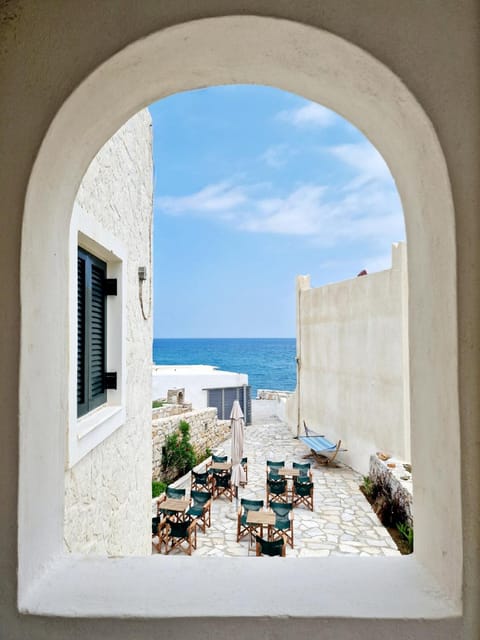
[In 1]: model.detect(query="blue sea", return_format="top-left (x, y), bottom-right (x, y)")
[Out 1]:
top-left (152, 338), bottom-right (296, 397)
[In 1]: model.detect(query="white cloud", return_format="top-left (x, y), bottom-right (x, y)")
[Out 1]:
top-left (260, 144), bottom-right (290, 168)
top-left (328, 142), bottom-right (393, 188)
top-left (277, 103), bottom-right (337, 128)
top-left (156, 178), bottom-right (404, 249)
top-left (157, 182), bottom-right (248, 217)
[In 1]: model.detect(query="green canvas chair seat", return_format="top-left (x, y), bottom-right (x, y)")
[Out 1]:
top-left (164, 516), bottom-right (197, 556)
top-left (191, 470), bottom-right (210, 492)
top-left (212, 471), bottom-right (233, 501)
top-left (266, 477), bottom-right (288, 504)
top-left (293, 480), bottom-right (314, 511)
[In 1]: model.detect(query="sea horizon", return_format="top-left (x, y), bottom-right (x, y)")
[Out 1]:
top-left (152, 337), bottom-right (296, 396)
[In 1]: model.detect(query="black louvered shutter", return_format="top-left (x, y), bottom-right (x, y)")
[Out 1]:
top-left (89, 259), bottom-right (107, 410)
top-left (77, 254), bottom-right (87, 415)
top-left (78, 248), bottom-right (107, 417)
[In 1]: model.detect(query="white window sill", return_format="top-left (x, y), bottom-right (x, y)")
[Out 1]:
top-left (19, 555), bottom-right (460, 629)
top-left (69, 405), bottom-right (125, 467)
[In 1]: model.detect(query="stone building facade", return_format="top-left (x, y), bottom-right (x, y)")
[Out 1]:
top-left (64, 110), bottom-right (153, 555)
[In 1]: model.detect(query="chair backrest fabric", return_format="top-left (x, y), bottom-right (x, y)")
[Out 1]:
top-left (268, 478), bottom-right (287, 493)
top-left (214, 471), bottom-right (231, 487)
top-left (167, 517), bottom-right (191, 537)
top-left (293, 462), bottom-right (311, 474)
top-left (266, 460), bottom-right (285, 469)
top-left (212, 454), bottom-right (228, 463)
top-left (295, 481), bottom-right (313, 496)
top-left (191, 490), bottom-right (211, 506)
top-left (241, 498), bottom-right (264, 511)
top-left (166, 486), bottom-right (186, 499)
top-left (256, 536), bottom-right (285, 557)
top-left (270, 502), bottom-right (292, 517)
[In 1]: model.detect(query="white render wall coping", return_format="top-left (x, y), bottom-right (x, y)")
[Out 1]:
top-left (21, 555), bottom-right (459, 619)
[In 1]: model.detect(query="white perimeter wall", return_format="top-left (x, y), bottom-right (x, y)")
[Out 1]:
top-left (297, 243), bottom-right (409, 474)
top-left (64, 111), bottom-right (153, 555)
top-left (152, 365), bottom-right (248, 410)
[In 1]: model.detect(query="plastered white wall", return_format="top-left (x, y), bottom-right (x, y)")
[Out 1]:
top-left (298, 244), bottom-right (408, 474)
top-left (64, 110), bottom-right (153, 555)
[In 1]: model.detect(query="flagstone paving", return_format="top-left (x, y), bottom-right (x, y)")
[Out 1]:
top-left (154, 416), bottom-right (399, 557)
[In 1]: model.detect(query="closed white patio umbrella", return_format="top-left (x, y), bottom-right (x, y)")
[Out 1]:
top-left (230, 399), bottom-right (246, 503)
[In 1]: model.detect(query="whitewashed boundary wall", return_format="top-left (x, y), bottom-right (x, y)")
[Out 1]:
top-left (64, 111), bottom-right (153, 555)
top-left (296, 243), bottom-right (409, 475)
top-left (152, 408), bottom-right (230, 480)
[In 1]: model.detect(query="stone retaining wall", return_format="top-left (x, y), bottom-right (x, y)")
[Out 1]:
top-left (369, 454), bottom-right (413, 526)
top-left (151, 404), bottom-right (192, 419)
top-left (152, 408), bottom-right (230, 480)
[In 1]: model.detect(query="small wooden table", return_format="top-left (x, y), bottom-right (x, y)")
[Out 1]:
top-left (210, 462), bottom-right (232, 472)
top-left (278, 467), bottom-right (301, 478)
top-left (246, 511), bottom-right (276, 526)
top-left (246, 510), bottom-right (276, 551)
top-left (278, 468), bottom-right (303, 500)
top-left (157, 498), bottom-right (190, 519)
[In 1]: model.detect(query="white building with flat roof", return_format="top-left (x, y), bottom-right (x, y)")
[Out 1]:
top-left (152, 364), bottom-right (251, 422)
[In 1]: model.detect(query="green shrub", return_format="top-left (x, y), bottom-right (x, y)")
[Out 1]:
top-left (161, 420), bottom-right (197, 481)
top-left (152, 399), bottom-right (165, 408)
top-left (152, 480), bottom-right (167, 498)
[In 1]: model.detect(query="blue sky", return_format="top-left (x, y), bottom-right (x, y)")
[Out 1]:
top-left (149, 85), bottom-right (405, 339)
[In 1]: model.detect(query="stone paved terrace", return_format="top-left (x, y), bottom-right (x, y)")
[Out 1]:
top-left (154, 414), bottom-right (400, 558)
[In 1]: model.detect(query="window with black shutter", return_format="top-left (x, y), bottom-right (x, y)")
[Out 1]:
top-left (77, 248), bottom-right (107, 417)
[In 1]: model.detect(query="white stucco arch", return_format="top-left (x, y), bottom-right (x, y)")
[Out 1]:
top-left (19, 15), bottom-right (461, 627)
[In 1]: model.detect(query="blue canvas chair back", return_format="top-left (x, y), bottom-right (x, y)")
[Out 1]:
top-left (266, 460), bottom-right (285, 469)
top-left (268, 478), bottom-right (287, 496)
top-left (241, 498), bottom-right (263, 512)
top-left (167, 517), bottom-right (191, 538)
top-left (212, 454), bottom-right (227, 463)
top-left (191, 490), bottom-right (211, 507)
top-left (192, 470), bottom-right (209, 485)
top-left (270, 502), bottom-right (292, 518)
top-left (166, 486), bottom-right (186, 499)
top-left (214, 471), bottom-right (231, 488)
top-left (295, 481), bottom-right (313, 496)
top-left (256, 536), bottom-right (285, 557)
top-left (293, 461), bottom-right (311, 476)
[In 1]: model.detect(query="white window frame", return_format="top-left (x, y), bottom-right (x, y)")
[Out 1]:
top-left (68, 202), bottom-right (127, 467)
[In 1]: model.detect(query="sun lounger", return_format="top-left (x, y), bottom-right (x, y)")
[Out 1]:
top-left (300, 421), bottom-right (346, 465)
